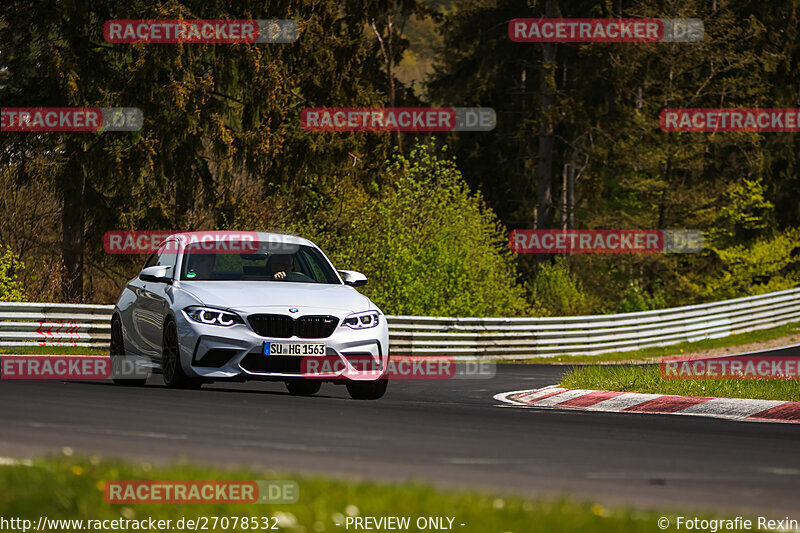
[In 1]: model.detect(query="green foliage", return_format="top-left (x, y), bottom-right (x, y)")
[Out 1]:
top-left (0, 247), bottom-right (27, 302)
top-left (1, 456), bottom-right (685, 533)
top-left (0, 0), bottom-right (400, 301)
top-left (527, 257), bottom-right (594, 317)
top-left (430, 0), bottom-right (800, 310)
top-left (616, 281), bottom-right (667, 313)
top-left (304, 141), bottom-right (529, 317)
top-left (2, 0), bottom-right (799, 309)
top-left (696, 229), bottom-right (800, 300)
top-left (714, 178), bottom-right (774, 241)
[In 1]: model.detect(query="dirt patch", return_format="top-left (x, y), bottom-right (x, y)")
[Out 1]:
top-left (673, 334), bottom-right (799, 357)
top-left (608, 333), bottom-right (800, 365)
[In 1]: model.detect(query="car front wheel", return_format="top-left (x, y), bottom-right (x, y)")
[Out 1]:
top-left (110, 316), bottom-right (146, 387)
top-left (161, 320), bottom-right (201, 389)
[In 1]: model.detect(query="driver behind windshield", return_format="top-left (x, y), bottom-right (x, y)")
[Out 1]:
top-left (267, 253), bottom-right (294, 280)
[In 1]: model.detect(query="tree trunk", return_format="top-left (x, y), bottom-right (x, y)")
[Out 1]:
top-left (386, 15), bottom-right (401, 154)
top-left (561, 162), bottom-right (576, 229)
top-left (176, 179), bottom-right (193, 224)
top-left (537, 0), bottom-right (556, 231)
top-left (372, 15), bottom-right (402, 155)
top-left (561, 163), bottom-right (568, 229)
top-left (60, 141), bottom-right (85, 302)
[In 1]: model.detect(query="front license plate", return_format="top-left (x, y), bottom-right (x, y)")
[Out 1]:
top-left (264, 342), bottom-right (326, 356)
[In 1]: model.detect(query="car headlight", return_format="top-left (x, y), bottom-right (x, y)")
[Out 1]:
top-left (184, 306), bottom-right (244, 327)
top-left (343, 311), bottom-right (380, 329)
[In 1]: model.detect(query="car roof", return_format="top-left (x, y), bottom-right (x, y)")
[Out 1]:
top-left (165, 231), bottom-right (315, 248)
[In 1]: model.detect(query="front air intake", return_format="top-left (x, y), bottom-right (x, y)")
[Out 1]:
top-left (248, 314), bottom-right (339, 339)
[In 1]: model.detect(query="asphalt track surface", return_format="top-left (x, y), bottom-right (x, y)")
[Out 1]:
top-left (1, 363), bottom-right (799, 515)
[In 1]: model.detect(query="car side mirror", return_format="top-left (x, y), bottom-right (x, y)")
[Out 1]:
top-left (339, 270), bottom-right (367, 287)
top-left (139, 265), bottom-right (172, 284)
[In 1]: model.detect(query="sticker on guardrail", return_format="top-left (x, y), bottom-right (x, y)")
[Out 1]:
top-left (509, 229), bottom-right (704, 253)
top-left (35, 322), bottom-right (83, 345)
top-left (661, 356), bottom-right (800, 380)
top-left (300, 356), bottom-right (495, 379)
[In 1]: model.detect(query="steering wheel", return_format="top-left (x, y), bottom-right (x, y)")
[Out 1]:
top-left (282, 271), bottom-right (314, 282)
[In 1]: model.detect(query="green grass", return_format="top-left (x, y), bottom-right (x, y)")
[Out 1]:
top-left (0, 346), bottom-right (106, 355)
top-left (508, 322), bottom-right (800, 364)
top-left (0, 455), bottom-right (738, 533)
top-left (561, 364), bottom-right (800, 402)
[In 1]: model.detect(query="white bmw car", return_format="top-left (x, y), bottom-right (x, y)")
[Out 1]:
top-left (111, 231), bottom-right (389, 399)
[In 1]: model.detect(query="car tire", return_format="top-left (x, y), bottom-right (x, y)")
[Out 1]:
top-left (346, 379), bottom-right (388, 400)
top-left (110, 316), bottom-right (146, 386)
top-left (161, 319), bottom-right (202, 389)
top-left (285, 379), bottom-right (322, 396)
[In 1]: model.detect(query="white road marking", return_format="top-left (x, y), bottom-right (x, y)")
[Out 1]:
top-left (445, 458), bottom-right (507, 465)
top-left (28, 422), bottom-right (188, 440)
top-left (492, 389), bottom-right (540, 405)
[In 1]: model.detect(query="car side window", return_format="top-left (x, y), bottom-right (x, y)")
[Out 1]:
top-left (155, 242), bottom-right (177, 277)
top-left (142, 241), bottom-right (177, 277)
top-left (143, 253), bottom-right (158, 270)
top-left (298, 251), bottom-right (326, 282)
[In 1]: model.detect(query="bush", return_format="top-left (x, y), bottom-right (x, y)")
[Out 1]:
top-left (0, 246), bottom-right (27, 302)
top-left (692, 228), bottom-right (800, 300)
top-left (527, 257), bottom-right (595, 316)
top-left (616, 281), bottom-right (667, 313)
top-left (304, 141), bottom-right (530, 317)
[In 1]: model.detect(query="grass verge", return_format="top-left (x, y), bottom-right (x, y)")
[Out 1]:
top-left (560, 364), bottom-right (800, 402)
top-left (508, 322), bottom-right (800, 364)
top-left (0, 346), bottom-right (106, 355)
top-left (0, 455), bottom-right (726, 533)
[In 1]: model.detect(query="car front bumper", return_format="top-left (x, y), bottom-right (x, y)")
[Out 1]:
top-left (175, 311), bottom-right (389, 382)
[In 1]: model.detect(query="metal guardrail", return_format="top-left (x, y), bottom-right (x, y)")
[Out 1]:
top-left (0, 302), bottom-right (114, 349)
top-left (388, 288), bottom-right (800, 357)
top-left (1, 288), bottom-right (798, 357)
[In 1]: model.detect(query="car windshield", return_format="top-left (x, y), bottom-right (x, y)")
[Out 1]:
top-left (179, 242), bottom-right (340, 284)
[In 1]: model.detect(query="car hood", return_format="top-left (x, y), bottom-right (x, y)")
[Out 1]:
top-left (178, 281), bottom-right (374, 314)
